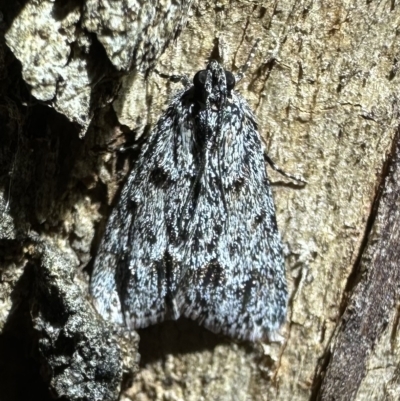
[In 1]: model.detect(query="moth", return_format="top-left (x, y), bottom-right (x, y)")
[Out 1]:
top-left (90, 42), bottom-right (304, 341)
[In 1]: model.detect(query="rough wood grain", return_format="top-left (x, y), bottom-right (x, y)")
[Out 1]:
top-left (315, 129), bottom-right (400, 400)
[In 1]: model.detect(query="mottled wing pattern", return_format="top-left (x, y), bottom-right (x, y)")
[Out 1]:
top-left (90, 89), bottom-right (196, 328)
top-left (173, 93), bottom-right (286, 341)
top-left (91, 58), bottom-right (289, 342)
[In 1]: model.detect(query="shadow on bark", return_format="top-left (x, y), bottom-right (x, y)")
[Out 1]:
top-left (0, 262), bottom-right (52, 401)
top-left (138, 318), bottom-right (229, 366)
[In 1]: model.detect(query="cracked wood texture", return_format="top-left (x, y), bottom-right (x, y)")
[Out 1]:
top-left (1, 0), bottom-right (400, 400)
top-left (315, 131), bottom-right (400, 400)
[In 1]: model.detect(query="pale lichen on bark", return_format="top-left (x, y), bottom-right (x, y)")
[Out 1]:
top-left (5, 0), bottom-right (193, 136)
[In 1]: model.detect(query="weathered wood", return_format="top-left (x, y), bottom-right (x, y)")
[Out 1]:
top-left (315, 129), bottom-right (400, 400)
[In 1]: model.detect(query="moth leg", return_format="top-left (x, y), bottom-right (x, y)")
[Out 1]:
top-left (154, 69), bottom-right (191, 88)
top-left (264, 153), bottom-right (307, 184)
top-left (234, 38), bottom-right (261, 84)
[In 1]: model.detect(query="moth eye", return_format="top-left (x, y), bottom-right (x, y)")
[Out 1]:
top-left (225, 71), bottom-right (235, 91)
top-left (193, 70), bottom-right (208, 89)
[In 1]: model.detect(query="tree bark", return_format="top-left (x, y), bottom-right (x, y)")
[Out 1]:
top-left (0, 1), bottom-right (399, 400)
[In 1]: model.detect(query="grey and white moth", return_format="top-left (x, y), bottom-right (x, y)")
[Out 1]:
top-left (90, 43), bottom-right (304, 341)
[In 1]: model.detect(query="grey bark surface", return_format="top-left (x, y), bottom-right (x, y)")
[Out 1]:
top-left (0, 0), bottom-right (399, 401)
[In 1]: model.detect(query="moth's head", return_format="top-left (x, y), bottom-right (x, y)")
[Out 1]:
top-left (193, 60), bottom-right (235, 107)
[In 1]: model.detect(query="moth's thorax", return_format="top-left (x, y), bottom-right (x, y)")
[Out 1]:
top-left (192, 59), bottom-right (235, 108)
